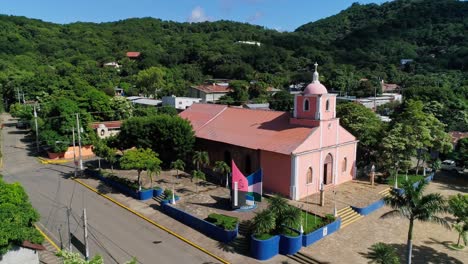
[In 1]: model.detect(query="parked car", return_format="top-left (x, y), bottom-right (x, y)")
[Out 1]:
top-left (15, 120), bottom-right (30, 129)
top-left (441, 160), bottom-right (465, 174)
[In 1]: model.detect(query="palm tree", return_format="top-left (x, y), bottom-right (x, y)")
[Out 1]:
top-left (279, 205), bottom-right (301, 234)
top-left (268, 195), bottom-right (290, 225)
top-left (214, 161), bottom-right (231, 187)
top-left (367, 242), bottom-right (400, 264)
top-left (192, 170), bottom-right (206, 193)
top-left (171, 159), bottom-right (185, 179)
top-left (448, 194), bottom-right (468, 247)
top-left (252, 210), bottom-right (276, 237)
top-left (452, 222), bottom-right (468, 247)
top-left (381, 179), bottom-right (449, 264)
top-left (147, 161), bottom-right (161, 189)
top-left (192, 151), bottom-right (209, 172)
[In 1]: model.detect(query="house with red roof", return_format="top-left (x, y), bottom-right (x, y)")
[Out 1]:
top-left (126, 51), bottom-right (141, 59)
top-left (188, 82), bottom-right (232, 103)
top-left (180, 64), bottom-right (358, 200)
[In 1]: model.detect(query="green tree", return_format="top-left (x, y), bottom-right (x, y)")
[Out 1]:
top-left (381, 180), bottom-right (449, 264)
top-left (120, 148), bottom-right (161, 191)
top-left (171, 159), bottom-right (185, 179)
top-left (452, 138), bottom-right (468, 168)
top-left (214, 161), bottom-right (231, 187)
top-left (192, 150), bottom-right (209, 172)
top-left (0, 177), bottom-right (43, 255)
top-left (56, 251), bottom-right (103, 264)
top-left (366, 242), bottom-right (400, 264)
top-left (147, 159), bottom-right (161, 189)
top-left (381, 123), bottom-right (411, 188)
top-left (268, 90), bottom-right (293, 112)
top-left (252, 210), bottom-right (276, 237)
top-left (135, 66), bottom-right (167, 97)
top-left (337, 102), bottom-right (383, 165)
top-left (118, 115), bottom-right (195, 166)
top-left (448, 194), bottom-right (468, 247)
top-left (9, 103), bottom-right (33, 120)
top-left (192, 170), bottom-right (206, 193)
top-left (92, 140), bottom-right (108, 170)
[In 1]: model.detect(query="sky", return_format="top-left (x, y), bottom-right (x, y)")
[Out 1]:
top-left (0, 0), bottom-right (389, 31)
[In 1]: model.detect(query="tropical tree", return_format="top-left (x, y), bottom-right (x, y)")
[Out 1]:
top-left (171, 159), bottom-right (185, 179)
top-left (268, 195), bottom-right (290, 226)
top-left (252, 210), bottom-right (276, 237)
top-left (92, 140), bottom-right (109, 170)
top-left (120, 148), bottom-right (161, 191)
top-left (192, 170), bottom-right (206, 193)
top-left (448, 194), bottom-right (468, 247)
top-left (214, 161), bottom-right (231, 187)
top-left (366, 242), bottom-right (400, 264)
top-left (381, 180), bottom-right (449, 264)
top-left (147, 160), bottom-right (162, 189)
top-left (381, 123), bottom-right (412, 188)
top-left (56, 251), bottom-right (103, 264)
top-left (278, 205), bottom-right (302, 234)
top-left (192, 151), bottom-right (209, 180)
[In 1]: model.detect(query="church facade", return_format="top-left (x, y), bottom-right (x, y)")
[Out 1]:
top-left (180, 65), bottom-right (358, 200)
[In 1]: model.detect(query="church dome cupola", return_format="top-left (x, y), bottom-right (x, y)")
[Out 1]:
top-left (303, 62), bottom-right (328, 95)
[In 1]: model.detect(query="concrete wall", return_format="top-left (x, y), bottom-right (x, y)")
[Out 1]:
top-left (260, 150), bottom-right (291, 197)
top-left (47, 145), bottom-right (94, 159)
top-left (1, 246), bottom-right (39, 264)
top-left (162, 96), bottom-right (201, 110)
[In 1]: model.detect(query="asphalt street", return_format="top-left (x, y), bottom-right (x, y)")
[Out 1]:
top-left (1, 114), bottom-right (218, 264)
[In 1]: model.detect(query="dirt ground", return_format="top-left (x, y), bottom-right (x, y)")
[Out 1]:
top-left (299, 171), bottom-right (468, 264)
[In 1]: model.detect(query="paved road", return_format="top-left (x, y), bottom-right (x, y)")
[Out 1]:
top-left (1, 114), bottom-right (218, 264)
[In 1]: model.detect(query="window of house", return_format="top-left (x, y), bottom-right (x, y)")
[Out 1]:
top-left (326, 99), bottom-right (330, 111)
top-left (306, 167), bottom-right (313, 184)
top-left (304, 99), bottom-right (310, 111)
top-left (342, 157), bottom-right (347, 172)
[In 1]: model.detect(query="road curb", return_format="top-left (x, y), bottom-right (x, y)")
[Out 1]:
top-left (72, 178), bottom-right (230, 264)
top-left (34, 223), bottom-right (61, 252)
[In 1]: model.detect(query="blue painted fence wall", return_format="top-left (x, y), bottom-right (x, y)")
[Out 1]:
top-left (302, 218), bottom-right (341, 247)
top-left (351, 199), bottom-right (385, 215)
top-left (160, 203), bottom-right (238, 243)
top-left (250, 235), bottom-right (280, 261)
top-left (86, 169), bottom-right (154, 201)
top-left (279, 233), bottom-right (303, 255)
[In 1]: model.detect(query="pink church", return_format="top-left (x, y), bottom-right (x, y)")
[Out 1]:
top-left (180, 64), bottom-right (358, 200)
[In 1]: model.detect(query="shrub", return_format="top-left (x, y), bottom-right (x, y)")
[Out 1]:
top-left (206, 213), bottom-right (238, 231)
top-left (164, 188), bottom-right (173, 199)
top-left (325, 214), bottom-right (336, 224)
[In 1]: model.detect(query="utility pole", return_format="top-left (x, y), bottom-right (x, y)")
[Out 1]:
top-left (72, 126), bottom-right (77, 177)
top-left (33, 104), bottom-right (39, 153)
top-left (16, 88), bottom-right (20, 103)
top-left (67, 207), bottom-right (72, 252)
top-left (83, 208), bottom-right (89, 261)
top-left (76, 113), bottom-right (83, 170)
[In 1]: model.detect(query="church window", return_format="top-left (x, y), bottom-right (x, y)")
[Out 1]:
top-left (304, 99), bottom-right (310, 111)
top-left (342, 157), bottom-right (347, 172)
top-left (326, 99), bottom-right (330, 111)
top-left (306, 167), bottom-right (313, 184)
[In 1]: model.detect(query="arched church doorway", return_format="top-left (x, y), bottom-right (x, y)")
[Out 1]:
top-left (323, 153), bottom-right (333, 185)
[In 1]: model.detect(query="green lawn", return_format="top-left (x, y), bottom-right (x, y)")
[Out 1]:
top-left (387, 174), bottom-right (425, 188)
top-left (300, 211), bottom-right (325, 234)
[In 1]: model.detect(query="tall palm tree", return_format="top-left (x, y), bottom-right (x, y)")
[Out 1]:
top-left (268, 195), bottom-right (290, 226)
top-left (381, 179), bottom-right (449, 264)
top-left (214, 161), bottom-right (231, 187)
top-left (192, 170), bottom-right (206, 193)
top-left (192, 151), bottom-right (209, 182)
top-left (171, 159), bottom-right (185, 179)
top-left (147, 161), bottom-right (161, 189)
top-left (279, 205), bottom-right (301, 234)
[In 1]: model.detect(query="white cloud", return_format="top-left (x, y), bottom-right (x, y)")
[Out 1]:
top-left (246, 11), bottom-right (263, 23)
top-left (188, 6), bottom-right (210, 23)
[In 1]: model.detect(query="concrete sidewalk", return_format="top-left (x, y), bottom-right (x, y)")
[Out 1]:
top-left (75, 175), bottom-right (291, 264)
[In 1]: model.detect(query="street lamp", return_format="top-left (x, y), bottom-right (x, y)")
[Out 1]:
top-left (333, 189), bottom-right (337, 217)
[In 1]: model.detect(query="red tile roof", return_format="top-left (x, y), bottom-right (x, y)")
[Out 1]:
top-left (449, 131), bottom-right (468, 144)
top-left (180, 104), bottom-right (313, 154)
top-left (191, 84), bottom-right (232, 93)
top-left (21, 241), bottom-right (46, 251)
top-left (126, 52), bottom-right (141, 58)
top-left (381, 83), bottom-right (399, 92)
top-left (90, 121), bottom-right (122, 129)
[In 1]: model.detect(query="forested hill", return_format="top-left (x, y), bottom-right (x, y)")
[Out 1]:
top-left (0, 0), bottom-right (466, 114)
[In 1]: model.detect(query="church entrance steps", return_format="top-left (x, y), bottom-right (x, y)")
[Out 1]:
top-left (227, 220), bottom-right (251, 255)
top-left (337, 206), bottom-right (363, 228)
top-left (378, 187), bottom-right (391, 197)
top-left (288, 251), bottom-right (321, 264)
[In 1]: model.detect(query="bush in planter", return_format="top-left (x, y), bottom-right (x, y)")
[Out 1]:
top-left (164, 188), bottom-right (173, 199)
top-left (325, 214), bottom-right (336, 224)
top-left (206, 213), bottom-right (238, 231)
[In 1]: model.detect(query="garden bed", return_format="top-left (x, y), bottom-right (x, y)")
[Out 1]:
top-left (386, 174), bottom-right (425, 188)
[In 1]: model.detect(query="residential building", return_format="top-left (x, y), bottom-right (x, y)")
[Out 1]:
top-left (91, 121), bottom-right (122, 139)
top-left (126, 51), bottom-right (141, 59)
top-left (243, 103), bottom-right (270, 110)
top-left (131, 98), bottom-right (162, 107)
top-left (337, 93), bottom-right (402, 110)
top-left (162, 95), bottom-right (201, 110)
top-left (180, 64), bottom-right (358, 200)
top-left (189, 82), bottom-right (231, 103)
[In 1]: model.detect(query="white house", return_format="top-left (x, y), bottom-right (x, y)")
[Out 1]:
top-left (91, 121), bottom-right (122, 139)
top-left (162, 95), bottom-right (201, 110)
top-left (188, 82), bottom-right (232, 103)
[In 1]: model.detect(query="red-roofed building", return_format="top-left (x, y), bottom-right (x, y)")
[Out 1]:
top-left (180, 65), bottom-right (358, 200)
top-left (91, 121), bottom-right (123, 139)
top-left (189, 82), bottom-right (232, 103)
top-left (126, 52), bottom-right (141, 59)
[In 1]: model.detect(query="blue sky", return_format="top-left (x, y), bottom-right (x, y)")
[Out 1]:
top-left (0, 0), bottom-right (389, 31)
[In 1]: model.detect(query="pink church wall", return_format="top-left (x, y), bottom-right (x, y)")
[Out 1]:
top-left (296, 151), bottom-right (321, 197)
top-left (335, 143), bottom-right (357, 184)
top-left (260, 150), bottom-right (291, 197)
top-left (321, 120), bottom-right (340, 147)
top-left (320, 95), bottom-right (336, 120)
top-left (296, 96), bottom-right (317, 119)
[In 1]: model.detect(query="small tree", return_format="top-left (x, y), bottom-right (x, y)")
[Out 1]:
top-left (147, 161), bottom-right (161, 189)
top-left (252, 210), bottom-right (276, 237)
top-left (448, 194), bottom-right (468, 247)
top-left (192, 151), bottom-right (209, 181)
top-left (56, 251), bottom-right (103, 264)
top-left (214, 161), bottom-right (231, 187)
top-left (366, 242), bottom-right (400, 264)
top-left (120, 148), bottom-right (161, 191)
top-left (192, 170), bottom-right (206, 193)
top-left (171, 159), bottom-right (185, 179)
top-left (381, 180), bottom-right (449, 264)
